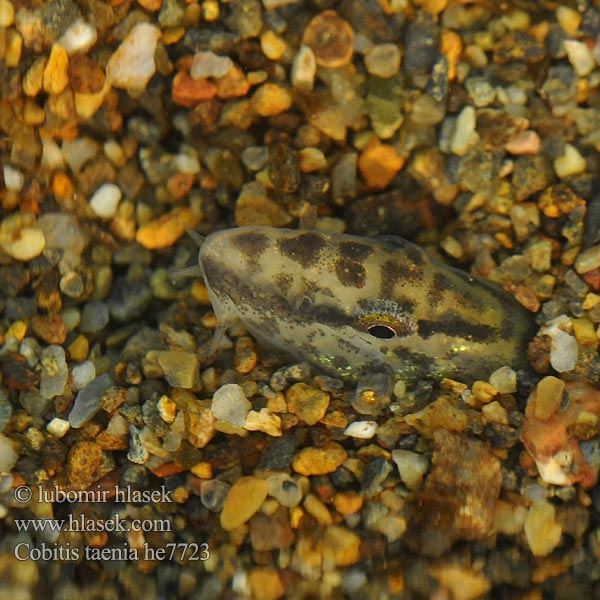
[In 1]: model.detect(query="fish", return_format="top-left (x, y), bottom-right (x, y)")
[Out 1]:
top-left (197, 226), bottom-right (534, 384)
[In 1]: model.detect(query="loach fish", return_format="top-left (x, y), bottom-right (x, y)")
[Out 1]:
top-left (198, 226), bottom-right (535, 384)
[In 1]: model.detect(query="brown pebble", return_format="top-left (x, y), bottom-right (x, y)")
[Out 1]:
top-left (69, 54), bottom-right (106, 94)
top-left (30, 314), bottom-right (67, 344)
top-left (286, 382), bottom-right (330, 425)
top-left (249, 506), bottom-right (295, 551)
top-left (292, 441), bottom-right (348, 476)
top-left (216, 64), bottom-right (250, 99)
top-left (186, 403), bottom-right (216, 449)
top-left (0, 352), bottom-right (40, 391)
top-left (67, 440), bottom-right (104, 489)
top-left (172, 72), bottom-right (217, 107)
top-left (302, 10), bottom-right (354, 69)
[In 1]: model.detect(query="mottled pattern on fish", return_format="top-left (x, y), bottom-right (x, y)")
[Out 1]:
top-left (199, 226), bottom-right (534, 384)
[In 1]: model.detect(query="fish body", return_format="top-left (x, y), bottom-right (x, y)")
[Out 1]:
top-left (199, 226), bottom-right (534, 384)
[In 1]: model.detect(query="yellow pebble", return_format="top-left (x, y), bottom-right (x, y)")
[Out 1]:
top-left (260, 30), bottom-right (288, 61)
top-left (68, 334), bottom-right (89, 362)
top-left (6, 320), bottom-right (27, 341)
top-left (43, 44), bottom-right (70, 95)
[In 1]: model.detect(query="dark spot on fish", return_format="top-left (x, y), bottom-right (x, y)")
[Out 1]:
top-left (310, 304), bottom-right (354, 328)
top-left (380, 259), bottom-right (424, 295)
top-left (417, 311), bottom-right (497, 342)
top-left (275, 273), bottom-right (293, 296)
top-left (339, 241), bottom-right (374, 261)
top-left (335, 257), bottom-right (367, 288)
top-left (232, 231), bottom-right (270, 267)
top-left (391, 346), bottom-right (436, 373)
top-left (278, 233), bottom-right (326, 267)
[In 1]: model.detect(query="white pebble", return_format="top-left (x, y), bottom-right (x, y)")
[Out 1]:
top-left (554, 143), bottom-right (586, 178)
top-left (450, 106), bottom-right (479, 156)
top-left (190, 51), bottom-right (233, 79)
top-left (392, 449), bottom-right (429, 490)
top-left (57, 19), bottom-right (98, 55)
top-left (291, 45), bottom-right (316, 90)
top-left (564, 39), bottom-right (594, 77)
top-left (71, 360), bottom-right (96, 391)
top-left (175, 153), bottom-right (201, 174)
top-left (46, 417), bottom-right (71, 438)
top-left (489, 366), bottom-right (517, 394)
top-left (3, 165), bottom-right (24, 191)
top-left (344, 420), bottom-right (378, 439)
top-left (575, 244), bottom-right (600, 274)
top-left (90, 183), bottom-right (122, 219)
top-left (364, 43), bottom-right (401, 78)
top-left (106, 22), bottom-right (161, 92)
top-left (549, 329), bottom-right (578, 372)
top-left (62, 137), bottom-right (99, 172)
top-left (211, 383), bottom-right (251, 428)
top-left (4, 227), bottom-right (46, 261)
top-left (41, 138), bottom-right (65, 170)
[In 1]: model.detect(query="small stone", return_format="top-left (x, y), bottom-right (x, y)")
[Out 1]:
top-left (106, 23), bottom-right (161, 92)
top-left (136, 206), bottom-right (200, 249)
top-left (186, 402), bottom-right (216, 448)
top-left (57, 19), bottom-right (98, 55)
top-left (1, 227), bottom-right (45, 261)
top-left (482, 401), bottom-right (509, 425)
top-left (575, 245), bottom-right (600, 274)
top-left (554, 143), bottom-right (587, 178)
top-left (71, 360), bottom-right (95, 390)
top-left (90, 183), bottom-right (122, 219)
top-left (489, 366), bottom-right (517, 394)
top-left (190, 51), bottom-right (233, 79)
top-left (564, 39), bottom-right (594, 76)
top-left (286, 383), bottom-right (329, 425)
top-left (200, 479), bottom-right (229, 512)
top-left (0, 0), bottom-right (14, 27)
top-left (302, 10), bottom-right (354, 68)
top-left (352, 373), bottom-right (393, 416)
top-left (334, 491), bottom-right (363, 515)
top-left (3, 165), bottom-right (24, 191)
top-left (30, 315), bottom-right (66, 344)
top-left (304, 493), bottom-right (332, 525)
top-left (298, 148), bottom-right (327, 172)
top-left (548, 328), bottom-right (578, 372)
top-left (291, 45), bottom-right (316, 90)
top-left (244, 409), bottom-right (282, 436)
top-left (322, 525), bottom-right (361, 567)
top-left (248, 567), bottom-right (284, 600)
top-left (212, 383), bottom-right (251, 428)
top-left (158, 350), bottom-right (199, 389)
top-left (292, 441), bottom-right (348, 476)
top-left (344, 421), bottom-right (377, 439)
top-left (68, 373), bottom-right (113, 428)
top-left (235, 181), bottom-right (292, 227)
top-left (43, 44), bottom-right (69, 95)
top-left (68, 440), bottom-right (103, 488)
top-left (261, 30), bottom-right (288, 61)
top-left (215, 64), bottom-right (250, 99)
top-left (267, 473), bottom-right (303, 507)
top-left (0, 433), bottom-right (17, 472)
top-left (46, 417), bottom-right (70, 438)
top-left (556, 5), bottom-right (581, 37)
top-left (504, 130), bottom-right (541, 155)
top-left (524, 501), bottom-right (562, 557)
top-left (392, 449), bottom-right (429, 490)
top-left (364, 43), bottom-right (401, 78)
top-left (533, 376), bottom-right (565, 421)
top-left (450, 106), bottom-right (479, 155)
top-left (252, 83), bottom-right (293, 117)
top-left (172, 72), bottom-right (217, 107)
top-left (241, 146), bottom-right (269, 171)
top-left (358, 143), bottom-right (405, 189)
top-left (431, 565), bottom-right (491, 600)
top-left (39, 345), bottom-right (68, 400)
top-left (220, 476), bottom-right (269, 531)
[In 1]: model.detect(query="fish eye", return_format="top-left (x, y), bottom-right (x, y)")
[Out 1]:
top-left (367, 324), bottom-right (397, 339)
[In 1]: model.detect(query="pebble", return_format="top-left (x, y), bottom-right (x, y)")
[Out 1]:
top-left (30, 315), bottom-right (66, 344)
top-left (200, 479), bottom-right (230, 512)
top-left (546, 325), bottom-right (578, 372)
top-left (352, 373), bottom-right (393, 416)
top-left (108, 277), bottom-right (152, 322)
top-left (1, 226), bottom-right (46, 261)
top-left (3, 165), bottom-right (24, 191)
top-left (67, 440), bottom-right (103, 488)
top-left (362, 457), bottom-right (393, 497)
top-left (158, 350), bottom-right (199, 389)
top-left (0, 433), bottom-right (18, 472)
top-left (249, 506), bottom-right (295, 551)
top-left (136, 206), bottom-right (199, 249)
top-left (80, 301), bottom-right (110, 333)
top-left (90, 183), bottom-right (122, 219)
top-left (301, 10), bottom-right (354, 68)
top-left (251, 83), bottom-right (293, 117)
top-left (46, 417), bottom-right (71, 438)
top-left (220, 476), bottom-right (269, 531)
top-left (450, 106), bottom-right (479, 155)
top-left (71, 360), bottom-right (96, 391)
top-left (57, 19), bottom-right (98, 55)
top-left (244, 408), bottom-right (282, 437)
top-left (364, 43), bottom-right (401, 78)
top-left (304, 493), bottom-right (332, 525)
top-left (211, 383), bottom-right (251, 428)
top-left (392, 449), bottom-right (429, 490)
top-left (0, 0), bottom-right (14, 28)
top-left (190, 51), bottom-right (233, 79)
top-left (292, 442), bottom-right (348, 476)
top-left (524, 501), bottom-right (563, 557)
top-left (432, 565), bottom-right (491, 600)
top-left (554, 143), bottom-right (587, 178)
top-left (172, 72), bottom-right (217, 107)
top-left (488, 366), bottom-right (517, 394)
top-left (39, 345), bottom-right (68, 400)
top-left (291, 45), bottom-right (316, 90)
top-left (358, 143), bottom-right (405, 189)
top-left (260, 30), bottom-right (288, 61)
top-left (68, 372), bottom-right (113, 428)
top-left (248, 567), bottom-right (284, 600)
top-left (533, 376), bottom-right (565, 421)
top-left (344, 420), bottom-right (377, 439)
top-left (286, 383), bottom-right (329, 425)
top-left (43, 44), bottom-right (69, 95)
top-left (575, 245), bottom-right (600, 274)
top-left (267, 473), bottom-right (303, 507)
top-left (564, 39), bottom-right (594, 76)
top-left (241, 146), bottom-right (269, 171)
top-left (106, 23), bottom-right (161, 92)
